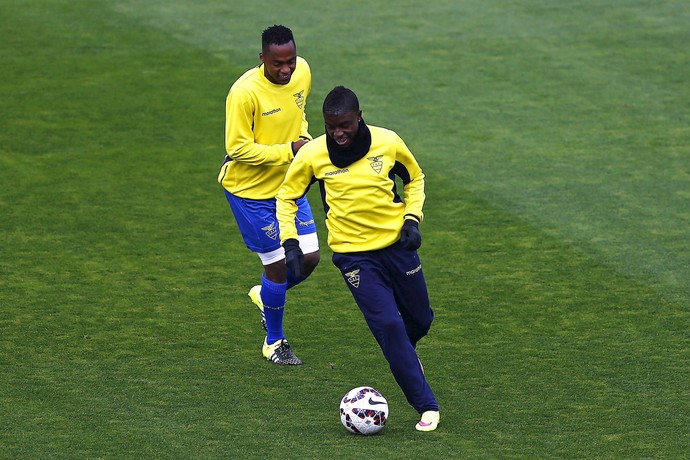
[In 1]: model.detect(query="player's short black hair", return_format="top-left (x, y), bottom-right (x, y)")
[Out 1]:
top-left (261, 24), bottom-right (295, 51)
top-left (323, 86), bottom-right (360, 116)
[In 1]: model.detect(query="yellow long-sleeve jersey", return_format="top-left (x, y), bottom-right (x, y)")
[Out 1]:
top-left (277, 125), bottom-right (425, 253)
top-left (218, 56), bottom-right (312, 199)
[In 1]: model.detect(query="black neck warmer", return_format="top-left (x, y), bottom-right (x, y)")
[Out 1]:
top-left (326, 118), bottom-right (372, 168)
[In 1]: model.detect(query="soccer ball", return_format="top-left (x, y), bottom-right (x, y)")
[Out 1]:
top-left (339, 386), bottom-right (388, 435)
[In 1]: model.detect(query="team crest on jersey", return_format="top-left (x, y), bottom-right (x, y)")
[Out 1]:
top-left (367, 156), bottom-right (383, 173)
top-left (261, 222), bottom-right (279, 240)
top-left (345, 269), bottom-right (360, 288)
top-left (293, 90), bottom-right (305, 109)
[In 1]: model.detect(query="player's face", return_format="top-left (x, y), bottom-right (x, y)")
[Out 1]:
top-left (260, 41), bottom-right (297, 85)
top-left (324, 110), bottom-right (361, 149)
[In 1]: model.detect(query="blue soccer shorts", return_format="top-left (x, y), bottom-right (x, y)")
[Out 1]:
top-left (224, 190), bottom-right (318, 261)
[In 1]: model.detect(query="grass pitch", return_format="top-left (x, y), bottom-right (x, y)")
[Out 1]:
top-left (1, 0), bottom-right (688, 458)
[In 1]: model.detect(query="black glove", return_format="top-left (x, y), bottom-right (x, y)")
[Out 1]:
top-left (283, 238), bottom-right (304, 278)
top-left (399, 219), bottom-right (422, 250)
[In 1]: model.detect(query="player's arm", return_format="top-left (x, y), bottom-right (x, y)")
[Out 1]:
top-left (276, 154), bottom-right (315, 243)
top-left (298, 58), bottom-right (312, 142)
top-left (225, 89), bottom-right (295, 166)
top-left (393, 135), bottom-right (425, 250)
top-left (393, 135), bottom-right (425, 222)
top-left (298, 110), bottom-right (311, 142)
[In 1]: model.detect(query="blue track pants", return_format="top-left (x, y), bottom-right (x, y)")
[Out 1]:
top-left (332, 242), bottom-right (439, 414)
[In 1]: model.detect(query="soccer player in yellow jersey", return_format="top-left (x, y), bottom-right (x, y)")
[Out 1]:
top-left (276, 87), bottom-right (440, 431)
top-left (218, 25), bottom-right (320, 365)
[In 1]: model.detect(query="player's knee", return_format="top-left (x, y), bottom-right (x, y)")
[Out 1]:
top-left (408, 323), bottom-right (431, 346)
top-left (379, 316), bottom-right (407, 338)
top-left (264, 260), bottom-right (288, 283)
top-left (302, 250), bottom-right (321, 276)
top-left (419, 313), bottom-right (433, 333)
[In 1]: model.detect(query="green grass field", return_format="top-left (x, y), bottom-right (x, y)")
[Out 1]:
top-left (1, 0), bottom-right (688, 457)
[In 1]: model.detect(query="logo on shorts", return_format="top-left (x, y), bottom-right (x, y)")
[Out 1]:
top-left (296, 216), bottom-right (314, 227)
top-left (261, 222), bottom-right (278, 240)
top-left (345, 269), bottom-right (360, 288)
top-left (367, 156), bottom-right (383, 173)
top-left (294, 90), bottom-right (305, 109)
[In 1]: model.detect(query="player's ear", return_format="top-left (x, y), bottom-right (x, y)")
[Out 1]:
top-left (259, 52), bottom-right (264, 63)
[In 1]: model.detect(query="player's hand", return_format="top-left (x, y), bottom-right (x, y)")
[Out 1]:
top-left (283, 238), bottom-right (304, 277)
top-left (399, 219), bottom-right (422, 250)
top-left (291, 138), bottom-right (309, 155)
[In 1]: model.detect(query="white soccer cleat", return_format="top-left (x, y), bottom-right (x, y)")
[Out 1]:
top-left (415, 410), bottom-right (440, 432)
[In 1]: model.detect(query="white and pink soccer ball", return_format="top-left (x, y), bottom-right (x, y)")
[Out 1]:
top-left (339, 386), bottom-right (389, 435)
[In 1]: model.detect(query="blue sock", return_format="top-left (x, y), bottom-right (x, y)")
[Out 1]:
top-left (261, 274), bottom-right (287, 344)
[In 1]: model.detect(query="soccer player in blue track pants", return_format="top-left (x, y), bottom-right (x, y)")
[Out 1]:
top-left (277, 86), bottom-right (440, 431)
top-left (332, 243), bottom-right (438, 415)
